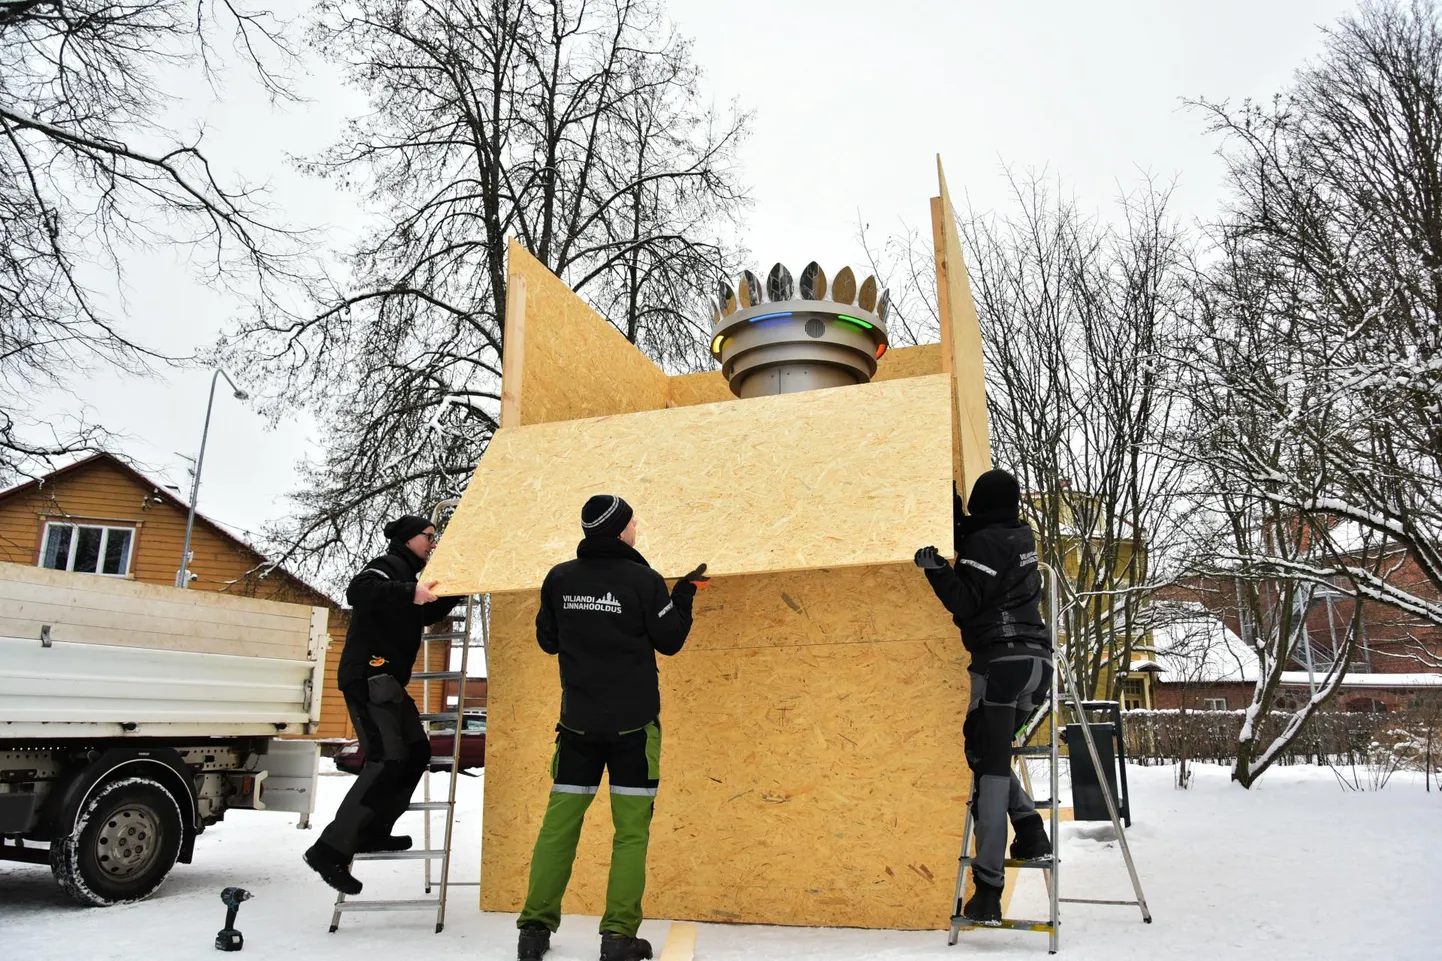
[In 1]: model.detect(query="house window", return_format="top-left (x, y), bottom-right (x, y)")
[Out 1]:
top-left (40, 523), bottom-right (134, 576)
top-left (1122, 677), bottom-right (1146, 710)
top-left (1203, 697), bottom-right (1228, 711)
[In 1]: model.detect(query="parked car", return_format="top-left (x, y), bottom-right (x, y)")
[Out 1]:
top-left (334, 710), bottom-right (486, 774)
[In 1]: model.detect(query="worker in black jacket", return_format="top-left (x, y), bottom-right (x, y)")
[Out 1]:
top-left (915, 469), bottom-right (1053, 926)
top-left (516, 495), bottom-right (707, 961)
top-left (304, 514), bottom-right (463, 895)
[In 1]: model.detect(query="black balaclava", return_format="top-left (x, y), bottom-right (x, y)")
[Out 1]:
top-left (580, 494), bottom-right (633, 539)
top-left (966, 469), bottom-right (1022, 521)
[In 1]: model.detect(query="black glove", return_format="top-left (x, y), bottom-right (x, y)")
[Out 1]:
top-left (914, 546), bottom-right (946, 570)
top-left (672, 563), bottom-right (709, 597)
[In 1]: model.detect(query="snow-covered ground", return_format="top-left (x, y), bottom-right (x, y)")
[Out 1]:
top-left (1, 763), bottom-right (1436, 960)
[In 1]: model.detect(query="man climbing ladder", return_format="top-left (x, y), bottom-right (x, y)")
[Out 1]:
top-left (915, 469), bottom-right (1054, 924)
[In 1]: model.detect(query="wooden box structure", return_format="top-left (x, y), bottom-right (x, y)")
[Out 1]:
top-left (426, 161), bottom-right (993, 930)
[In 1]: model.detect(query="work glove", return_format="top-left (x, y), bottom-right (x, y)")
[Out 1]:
top-left (914, 546), bottom-right (946, 570)
top-left (671, 563), bottom-right (710, 598)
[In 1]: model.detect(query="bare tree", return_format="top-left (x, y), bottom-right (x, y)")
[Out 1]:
top-left (221, 0), bottom-right (748, 583)
top-left (863, 173), bottom-right (1197, 703)
top-left (0, 0), bottom-right (302, 482)
top-left (1180, 0), bottom-right (1442, 637)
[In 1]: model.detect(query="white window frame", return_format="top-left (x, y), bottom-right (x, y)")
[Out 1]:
top-left (39, 522), bottom-right (136, 577)
top-left (1203, 697), bottom-right (1228, 711)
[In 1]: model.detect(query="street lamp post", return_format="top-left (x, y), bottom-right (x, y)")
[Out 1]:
top-left (175, 369), bottom-right (249, 589)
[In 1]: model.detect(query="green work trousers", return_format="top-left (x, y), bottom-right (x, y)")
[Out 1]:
top-left (518, 720), bottom-right (661, 937)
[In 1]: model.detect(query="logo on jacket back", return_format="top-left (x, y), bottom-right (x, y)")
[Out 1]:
top-left (562, 591), bottom-right (624, 614)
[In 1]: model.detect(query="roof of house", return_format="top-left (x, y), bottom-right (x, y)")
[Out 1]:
top-left (0, 452), bottom-right (340, 608)
top-left (1145, 605), bottom-right (1259, 683)
top-left (1139, 602), bottom-right (1442, 690)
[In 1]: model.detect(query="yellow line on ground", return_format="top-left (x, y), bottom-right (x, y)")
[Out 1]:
top-left (659, 922), bottom-right (697, 961)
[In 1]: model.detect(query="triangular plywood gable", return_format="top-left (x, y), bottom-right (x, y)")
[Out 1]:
top-left (501, 239), bottom-right (670, 427)
top-left (931, 157), bottom-right (994, 503)
top-left (424, 374), bottom-right (954, 594)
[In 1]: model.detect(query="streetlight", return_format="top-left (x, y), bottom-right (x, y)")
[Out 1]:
top-left (175, 369), bottom-right (250, 589)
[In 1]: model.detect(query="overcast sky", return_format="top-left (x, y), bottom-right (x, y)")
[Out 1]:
top-left (27, 0), bottom-right (1356, 548)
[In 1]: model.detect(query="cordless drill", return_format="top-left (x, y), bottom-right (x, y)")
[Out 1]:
top-left (216, 887), bottom-right (252, 951)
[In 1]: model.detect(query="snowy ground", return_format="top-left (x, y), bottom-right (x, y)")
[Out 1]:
top-left (2, 762), bottom-right (1436, 960)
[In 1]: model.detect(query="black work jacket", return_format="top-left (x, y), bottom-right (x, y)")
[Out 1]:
top-left (336, 546), bottom-right (463, 690)
top-left (923, 516), bottom-right (1050, 669)
top-left (536, 537), bottom-right (694, 733)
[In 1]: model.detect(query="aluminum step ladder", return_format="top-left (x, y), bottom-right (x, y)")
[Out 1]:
top-left (329, 498), bottom-right (488, 933)
top-left (947, 563), bottom-right (1151, 953)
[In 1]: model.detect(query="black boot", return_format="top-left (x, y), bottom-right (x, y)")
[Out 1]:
top-left (599, 932), bottom-right (653, 961)
top-left (303, 842), bottom-right (362, 895)
top-left (962, 879), bottom-right (1003, 926)
top-left (517, 923), bottom-right (551, 961)
top-left (357, 833), bottom-right (413, 853)
top-left (1009, 818), bottom-right (1052, 861)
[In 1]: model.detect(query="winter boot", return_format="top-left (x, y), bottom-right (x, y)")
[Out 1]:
top-left (517, 923), bottom-right (551, 961)
top-left (962, 879), bottom-right (1004, 926)
top-left (1009, 819), bottom-right (1052, 861)
top-left (599, 932), bottom-right (653, 961)
top-left (357, 833), bottom-right (413, 853)
top-left (303, 842), bottom-right (362, 895)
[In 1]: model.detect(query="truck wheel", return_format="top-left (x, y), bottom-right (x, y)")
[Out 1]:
top-left (50, 776), bottom-right (184, 906)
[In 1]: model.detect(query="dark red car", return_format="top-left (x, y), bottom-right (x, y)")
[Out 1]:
top-left (333, 711), bottom-right (486, 774)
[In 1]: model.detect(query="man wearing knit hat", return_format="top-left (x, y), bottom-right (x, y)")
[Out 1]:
top-left (516, 495), bottom-right (707, 961)
top-left (914, 469), bottom-right (1053, 926)
top-left (304, 513), bottom-right (463, 895)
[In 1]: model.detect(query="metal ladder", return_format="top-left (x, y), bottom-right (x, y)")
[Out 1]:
top-left (947, 563), bottom-right (1151, 953)
top-left (329, 498), bottom-right (486, 933)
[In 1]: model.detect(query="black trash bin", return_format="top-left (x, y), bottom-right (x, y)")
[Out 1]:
top-left (1066, 722), bottom-right (1121, 823)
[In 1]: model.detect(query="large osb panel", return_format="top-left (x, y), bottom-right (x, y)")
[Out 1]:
top-left (934, 161), bottom-right (993, 496)
top-left (427, 374), bottom-right (954, 595)
top-left (508, 241), bottom-right (669, 425)
top-left (664, 344), bottom-right (944, 411)
top-left (666, 370), bottom-right (731, 408)
top-left (480, 563), bottom-right (972, 929)
top-left (875, 343), bottom-right (944, 382)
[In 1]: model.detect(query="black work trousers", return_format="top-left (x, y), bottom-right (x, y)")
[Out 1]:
top-left (964, 653), bottom-right (1052, 888)
top-left (318, 675), bottom-right (430, 857)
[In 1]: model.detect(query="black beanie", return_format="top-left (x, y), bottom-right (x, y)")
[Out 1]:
top-left (383, 514), bottom-right (432, 544)
top-left (580, 494), bottom-right (633, 539)
top-left (967, 470), bottom-right (1021, 519)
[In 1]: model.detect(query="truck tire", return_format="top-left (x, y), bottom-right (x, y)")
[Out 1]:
top-left (50, 776), bottom-right (185, 906)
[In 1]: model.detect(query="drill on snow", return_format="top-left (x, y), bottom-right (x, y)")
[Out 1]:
top-left (216, 887), bottom-right (252, 951)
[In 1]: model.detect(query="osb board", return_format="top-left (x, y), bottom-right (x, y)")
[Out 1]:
top-left (426, 374), bottom-right (954, 595)
top-left (508, 241), bottom-right (669, 426)
top-left (0, 562), bottom-right (317, 660)
top-left (479, 562), bottom-right (974, 930)
top-left (665, 370), bottom-right (731, 408)
top-left (934, 160), bottom-right (993, 498)
top-left (875, 343), bottom-right (944, 382)
top-left (663, 344), bottom-right (944, 410)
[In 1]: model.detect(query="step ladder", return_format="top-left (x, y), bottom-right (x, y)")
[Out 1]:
top-left (947, 563), bottom-right (1151, 953)
top-left (329, 498), bottom-right (488, 933)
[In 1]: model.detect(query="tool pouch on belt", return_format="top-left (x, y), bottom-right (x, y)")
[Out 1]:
top-left (367, 673), bottom-right (406, 705)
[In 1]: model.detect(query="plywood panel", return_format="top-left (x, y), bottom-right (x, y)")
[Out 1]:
top-left (666, 370), bottom-right (732, 409)
top-left (875, 343), bottom-right (945, 382)
top-left (933, 160), bottom-right (993, 498)
top-left (427, 374), bottom-right (954, 595)
top-left (479, 563), bottom-right (972, 930)
top-left (508, 241), bottom-right (669, 426)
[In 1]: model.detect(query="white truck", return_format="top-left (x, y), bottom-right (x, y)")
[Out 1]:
top-left (0, 562), bottom-right (326, 905)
